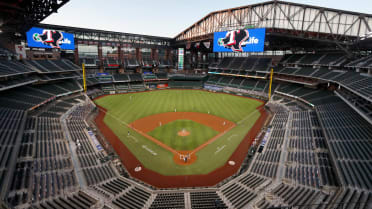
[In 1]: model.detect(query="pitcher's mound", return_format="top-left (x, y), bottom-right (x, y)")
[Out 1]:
top-left (178, 129), bottom-right (190, 136)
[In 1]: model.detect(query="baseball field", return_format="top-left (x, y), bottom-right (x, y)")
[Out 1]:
top-left (94, 90), bottom-right (263, 176)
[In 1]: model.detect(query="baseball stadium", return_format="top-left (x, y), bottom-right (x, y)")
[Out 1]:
top-left (0, 0), bottom-right (371, 209)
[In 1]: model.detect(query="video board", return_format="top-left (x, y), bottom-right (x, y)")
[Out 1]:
top-left (213, 28), bottom-right (265, 52)
top-left (26, 27), bottom-right (75, 50)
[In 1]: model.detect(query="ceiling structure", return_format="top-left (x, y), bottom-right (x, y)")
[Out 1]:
top-left (174, 0), bottom-right (372, 52)
top-left (38, 23), bottom-right (173, 49)
top-left (0, 0), bottom-right (69, 34)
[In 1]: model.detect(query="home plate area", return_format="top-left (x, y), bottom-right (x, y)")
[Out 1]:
top-left (129, 112), bottom-right (235, 165)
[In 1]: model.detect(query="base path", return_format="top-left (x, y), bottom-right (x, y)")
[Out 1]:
top-left (130, 112), bottom-right (235, 133)
top-left (129, 112), bottom-right (235, 165)
top-left (94, 97), bottom-right (269, 188)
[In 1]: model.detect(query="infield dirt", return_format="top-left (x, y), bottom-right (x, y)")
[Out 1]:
top-left (129, 112), bottom-right (235, 165)
top-left (94, 96), bottom-right (268, 187)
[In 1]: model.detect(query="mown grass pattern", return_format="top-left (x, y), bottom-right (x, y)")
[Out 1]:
top-left (95, 90), bottom-right (262, 175)
top-left (148, 120), bottom-right (219, 151)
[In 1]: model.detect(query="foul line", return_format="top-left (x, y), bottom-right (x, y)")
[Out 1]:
top-left (189, 123), bottom-right (236, 155)
top-left (237, 105), bottom-right (265, 125)
top-left (227, 134), bottom-right (238, 141)
top-left (128, 135), bottom-right (138, 143)
top-left (96, 104), bottom-right (265, 158)
top-left (190, 104), bottom-right (265, 155)
top-left (95, 106), bottom-right (181, 155)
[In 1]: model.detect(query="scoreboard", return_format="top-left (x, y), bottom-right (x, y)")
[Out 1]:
top-left (213, 28), bottom-right (266, 52)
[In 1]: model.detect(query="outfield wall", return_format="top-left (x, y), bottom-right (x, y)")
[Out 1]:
top-left (94, 90), bottom-right (268, 188)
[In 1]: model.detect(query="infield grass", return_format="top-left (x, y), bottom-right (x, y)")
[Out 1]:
top-left (95, 90), bottom-right (262, 175)
top-left (148, 120), bottom-right (219, 151)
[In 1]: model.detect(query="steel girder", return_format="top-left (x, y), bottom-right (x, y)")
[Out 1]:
top-left (0, 0), bottom-right (69, 33)
top-left (38, 23), bottom-right (173, 48)
top-left (175, 1), bottom-right (372, 46)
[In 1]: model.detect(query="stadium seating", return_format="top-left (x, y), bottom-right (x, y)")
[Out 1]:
top-left (128, 73), bottom-right (143, 82)
top-left (115, 83), bottom-right (129, 91)
top-left (190, 192), bottom-right (227, 209)
top-left (254, 58), bottom-right (271, 72)
top-left (96, 178), bottom-right (131, 195)
top-left (24, 59), bottom-right (80, 73)
top-left (104, 58), bottom-right (120, 69)
top-left (316, 103), bottom-right (372, 190)
top-left (0, 76), bottom-right (38, 91)
top-left (130, 83), bottom-right (145, 90)
top-left (101, 84), bottom-right (115, 92)
top-left (336, 88), bottom-right (372, 121)
top-left (221, 183), bottom-right (257, 209)
top-left (168, 80), bottom-right (203, 88)
top-left (125, 58), bottom-right (140, 68)
top-left (113, 73), bottom-right (129, 82)
top-left (3, 95), bottom-right (96, 208)
top-left (158, 58), bottom-right (173, 68)
top-left (268, 183), bottom-right (332, 208)
top-left (281, 53), bottom-right (347, 66)
top-left (346, 55), bottom-right (372, 68)
top-left (32, 191), bottom-right (97, 209)
top-left (0, 60), bottom-right (36, 77)
top-left (0, 108), bottom-right (26, 193)
top-left (228, 57), bottom-right (245, 70)
top-left (318, 53), bottom-right (347, 66)
top-left (156, 72), bottom-right (168, 79)
top-left (0, 53), bottom-right (372, 209)
top-left (65, 103), bottom-right (119, 188)
top-left (331, 188), bottom-right (372, 209)
top-left (112, 187), bottom-right (151, 209)
top-left (141, 57), bottom-right (155, 68)
top-left (250, 112), bottom-right (288, 178)
top-left (285, 111), bottom-right (338, 188)
top-left (80, 57), bottom-right (98, 67)
top-left (150, 193), bottom-right (185, 209)
top-left (79, 77), bottom-right (100, 86)
top-left (209, 57), bottom-right (271, 73)
top-left (277, 52), bottom-right (372, 101)
top-left (38, 71), bottom-right (80, 82)
top-left (142, 73), bottom-right (157, 80)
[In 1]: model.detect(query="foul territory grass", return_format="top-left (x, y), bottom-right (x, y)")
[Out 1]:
top-left (148, 119), bottom-right (219, 151)
top-left (95, 90), bottom-right (262, 175)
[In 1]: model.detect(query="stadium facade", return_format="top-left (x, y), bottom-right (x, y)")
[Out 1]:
top-left (0, 0), bottom-right (371, 208)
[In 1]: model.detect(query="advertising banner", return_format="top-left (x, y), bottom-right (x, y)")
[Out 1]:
top-left (213, 28), bottom-right (266, 52)
top-left (204, 85), bottom-right (223, 91)
top-left (87, 131), bottom-right (103, 151)
top-left (178, 48), bottom-right (184, 70)
top-left (15, 44), bottom-right (26, 60)
top-left (157, 84), bottom-right (168, 89)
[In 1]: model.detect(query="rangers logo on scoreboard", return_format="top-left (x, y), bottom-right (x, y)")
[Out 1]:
top-left (33, 30), bottom-right (65, 48)
top-left (213, 28), bottom-right (266, 52)
top-left (217, 29), bottom-right (250, 52)
top-left (26, 27), bottom-right (75, 50)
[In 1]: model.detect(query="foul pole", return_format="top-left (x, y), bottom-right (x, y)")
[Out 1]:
top-left (268, 68), bottom-right (274, 100)
top-left (82, 63), bottom-right (87, 93)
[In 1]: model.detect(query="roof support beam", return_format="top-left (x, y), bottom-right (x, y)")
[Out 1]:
top-left (175, 1), bottom-right (372, 46)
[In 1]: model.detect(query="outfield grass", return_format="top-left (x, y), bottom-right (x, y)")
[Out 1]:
top-left (148, 120), bottom-right (219, 151)
top-left (95, 90), bottom-right (262, 175)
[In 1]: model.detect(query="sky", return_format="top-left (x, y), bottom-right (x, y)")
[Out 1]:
top-left (42, 0), bottom-right (372, 38)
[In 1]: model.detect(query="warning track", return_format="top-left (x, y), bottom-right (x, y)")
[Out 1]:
top-left (94, 92), bottom-right (268, 188)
